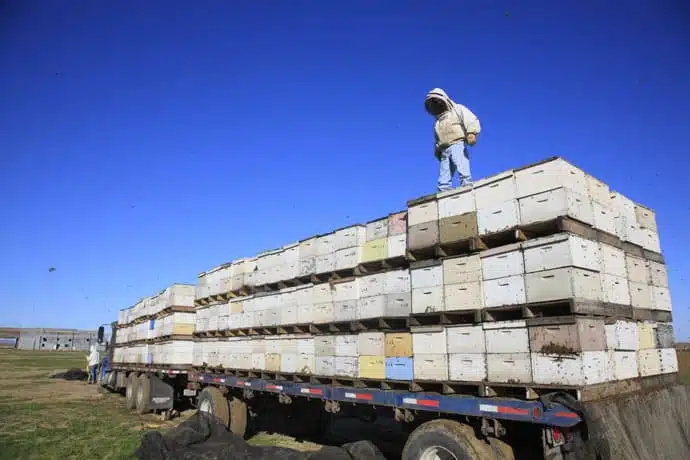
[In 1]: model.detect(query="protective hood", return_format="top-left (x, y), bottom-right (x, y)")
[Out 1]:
top-left (424, 88), bottom-right (455, 115)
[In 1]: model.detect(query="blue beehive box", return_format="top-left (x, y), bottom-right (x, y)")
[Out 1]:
top-left (386, 357), bottom-right (414, 381)
top-left (149, 319), bottom-right (155, 330)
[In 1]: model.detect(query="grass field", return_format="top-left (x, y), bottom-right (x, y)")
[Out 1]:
top-left (0, 348), bottom-right (688, 460)
top-left (0, 349), bottom-right (319, 460)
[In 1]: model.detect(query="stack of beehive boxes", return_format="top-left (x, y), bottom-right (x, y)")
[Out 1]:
top-left (113, 284), bottom-right (196, 367)
top-left (189, 157), bottom-right (676, 390)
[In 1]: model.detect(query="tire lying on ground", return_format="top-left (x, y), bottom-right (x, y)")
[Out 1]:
top-left (125, 372), bottom-right (139, 410)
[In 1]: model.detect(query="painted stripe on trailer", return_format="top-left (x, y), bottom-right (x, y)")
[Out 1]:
top-left (402, 398), bottom-right (440, 408)
top-left (555, 411), bottom-right (579, 418)
top-left (344, 392), bottom-right (373, 401)
top-left (300, 388), bottom-right (324, 396)
top-left (266, 384), bottom-right (283, 391)
top-left (236, 380), bottom-right (251, 387)
top-left (498, 406), bottom-right (529, 416)
top-left (479, 404), bottom-right (498, 413)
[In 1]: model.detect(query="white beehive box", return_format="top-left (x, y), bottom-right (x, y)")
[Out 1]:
top-left (385, 269), bottom-right (411, 294)
top-left (334, 300), bottom-right (358, 322)
top-left (443, 254), bottom-right (482, 284)
top-left (601, 274), bottom-right (631, 305)
top-left (414, 354), bottom-right (449, 381)
top-left (487, 353), bottom-right (532, 384)
top-left (315, 336), bottom-right (336, 356)
top-left (281, 353), bottom-right (298, 373)
top-left (385, 293), bottom-right (412, 317)
top-left (299, 236), bottom-right (318, 259)
top-left (446, 325), bottom-right (486, 354)
top-left (335, 357), bottom-right (358, 377)
top-left (483, 275), bottom-right (526, 307)
top-left (297, 353), bottom-right (315, 374)
top-left (481, 244), bottom-right (524, 280)
top-left (586, 175), bottom-right (610, 205)
top-left (474, 170), bottom-right (518, 209)
top-left (484, 320), bottom-right (530, 354)
top-left (651, 287), bottom-right (672, 311)
top-left (638, 349), bottom-right (662, 377)
top-left (360, 273), bottom-right (385, 298)
top-left (334, 247), bottom-right (362, 271)
top-left (357, 295), bottom-right (385, 319)
top-left (648, 261), bottom-right (668, 287)
top-left (477, 199), bottom-right (520, 235)
top-left (316, 356), bottom-right (335, 376)
top-left (333, 224), bottom-right (366, 251)
top-left (525, 268), bottom-right (603, 303)
top-left (531, 351), bottom-right (612, 386)
top-left (629, 282), bottom-right (653, 310)
top-left (251, 352), bottom-right (266, 371)
top-left (610, 351), bottom-right (639, 380)
top-left (315, 253), bottom-right (335, 274)
top-left (659, 348), bottom-right (678, 374)
top-left (335, 335), bottom-right (358, 357)
top-left (388, 234), bottom-right (407, 258)
top-left (444, 281), bottom-right (484, 311)
top-left (605, 321), bottom-right (639, 351)
top-left (438, 186), bottom-right (476, 218)
top-left (408, 198), bottom-right (439, 226)
top-left (167, 284), bottom-right (196, 308)
top-left (333, 279), bottom-right (359, 302)
top-left (515, 158), bottom-right (587, 198)
top-left (599, 244), bottom-right (627, 277)
top-left (591, 202), bottom-right (617, 235)
top-left (523, 233), bottom-right (601, 273)
top-left (411, 263), bottom-right (443, 288)
top-left (366, 218), bottom-right (389, 242)
top-left (519, 188), bottom-right (594, 226)
top-left (412, 327), bottom-right (447, 355)
top-left (358, 332), bottom-right (385, 356)
top-left (312, 302), bottom-right (335, 324)
top-left (412, 286), bottom-right (444, 314)
top-left (449, 354), bottom-right (487, 382)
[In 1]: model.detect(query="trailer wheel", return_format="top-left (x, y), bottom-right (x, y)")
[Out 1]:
top-left (402, 419), bottom-right (496, 460)
top-left (135, 374), bottom-right (151, 414)
top-left (228, 396), bottom-right (248, 438)
top-left (197, 387), bottom-right (230, 427)
top-left (125, 373), bottom-right (139, 410)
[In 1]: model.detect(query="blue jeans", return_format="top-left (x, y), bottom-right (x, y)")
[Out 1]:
top-left (89, 365), bottom-right (97, 384)
top-left (437, 141), bottom-right (472, 191)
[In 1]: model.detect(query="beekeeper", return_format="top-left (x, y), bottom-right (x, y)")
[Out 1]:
top-left (424, 88), bottom-right (481, 191)
top-left (86, 344), bottom-right (100, 384)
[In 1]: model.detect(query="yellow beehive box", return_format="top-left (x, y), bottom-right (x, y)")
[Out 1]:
top-left (358, 356), bottom-right (385, 379)
top-left (362, 238), bottom-right (388, 263)
top-left (172, 324), bottom-right (195, 336)
top-left (385, 333), bottom-right (413, 357)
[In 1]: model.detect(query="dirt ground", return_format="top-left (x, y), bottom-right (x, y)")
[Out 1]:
top-left (1, 348), bottom-right (688, 460)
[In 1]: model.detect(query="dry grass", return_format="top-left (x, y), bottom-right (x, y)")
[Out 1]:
top-left (1, 348), bottom-right (689, 459)
top-left (677, 350), bottom-right (690, 385)
top-left (0, 349), bottom-right (317, 460)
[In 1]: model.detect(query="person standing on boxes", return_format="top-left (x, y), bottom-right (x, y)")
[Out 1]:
top-left (424, 88), bottom-right (481, 191)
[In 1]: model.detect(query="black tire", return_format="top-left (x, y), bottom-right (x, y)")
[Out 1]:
top-left (402, 419), bottom-right (496, 460)
top-left (197, 387), bottom-right (230, 427)
top-left (488, 437), bottom-right (515, 460)
top-left (135, 373), bottom-right (151, 414)
top-left (125, 373), bottom-right (139, 410)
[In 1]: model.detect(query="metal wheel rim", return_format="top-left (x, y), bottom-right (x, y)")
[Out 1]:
top-left (419, 446), bottom-right (459, 460)
top-left (199, 399), bottom-right (212, 415)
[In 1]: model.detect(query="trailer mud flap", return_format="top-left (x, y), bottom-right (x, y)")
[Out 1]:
top-left (149, 376), bottom-right (174, 411)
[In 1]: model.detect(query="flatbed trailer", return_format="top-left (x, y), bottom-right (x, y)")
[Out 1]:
top-left (101, 359), bottom-right (585, 459)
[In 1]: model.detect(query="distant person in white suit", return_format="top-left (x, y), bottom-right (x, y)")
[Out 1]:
top-left (86, 345), bottom-right (100, 384)
top-left (424, 88), bottom-right (481, 191)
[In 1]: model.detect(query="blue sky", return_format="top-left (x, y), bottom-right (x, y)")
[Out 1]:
top-left (1, 1), bottom-right (689, 338)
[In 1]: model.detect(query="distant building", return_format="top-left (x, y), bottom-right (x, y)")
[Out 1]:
top-left (0, 327), bottom-right (98, 351)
